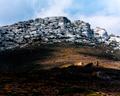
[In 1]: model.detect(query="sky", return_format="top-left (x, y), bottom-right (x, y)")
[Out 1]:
top-left (0, 0), bottom-right (120, 35)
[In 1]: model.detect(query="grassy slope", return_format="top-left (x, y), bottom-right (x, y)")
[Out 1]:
top-left (0, 43), bottom-right (120, 72)
top-left (35, 44), bottom-right (120, 70)
top-left (0, 44), bottom-right (120, 95)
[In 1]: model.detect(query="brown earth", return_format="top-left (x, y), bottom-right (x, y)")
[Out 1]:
top-left (35, 45), bottom-right (120, 70)
top-left (0, 44), bottom-right (120, 96)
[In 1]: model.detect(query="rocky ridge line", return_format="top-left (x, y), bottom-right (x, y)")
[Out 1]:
top-left (0, 16), bottom-right (120, 52)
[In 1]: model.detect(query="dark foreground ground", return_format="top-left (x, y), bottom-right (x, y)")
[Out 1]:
top-left (0, 45), bottom-right (120, 96)
top-left (0, 64), bottom-right (120, 96)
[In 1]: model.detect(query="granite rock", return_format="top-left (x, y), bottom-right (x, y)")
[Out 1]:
top-left (0, 16), bottom-right (119, 52)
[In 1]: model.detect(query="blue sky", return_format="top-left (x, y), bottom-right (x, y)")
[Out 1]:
top-left (0, 0), bottom-right (120, 35)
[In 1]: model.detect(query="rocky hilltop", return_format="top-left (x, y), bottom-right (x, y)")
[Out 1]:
top-left (1, 16), bottom-right (120, 52)
top-left (0, 17), bottom-right (120, 95)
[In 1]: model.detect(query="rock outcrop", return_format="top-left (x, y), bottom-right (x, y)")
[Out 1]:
top-left (93, 27), bottom-right (109, 42)
top-left (0, 16), bottom-right (119, 52)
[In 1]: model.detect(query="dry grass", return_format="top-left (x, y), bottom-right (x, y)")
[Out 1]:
top-left (35, 46), bottom-right (120, 70)
top-left (0, 44), bottom-right (120, 95)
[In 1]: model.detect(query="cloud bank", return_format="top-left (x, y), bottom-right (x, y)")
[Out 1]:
top-left (0, 0), bottom-right (120, 35)
top-left (35, 0), bottom-right (73, 18)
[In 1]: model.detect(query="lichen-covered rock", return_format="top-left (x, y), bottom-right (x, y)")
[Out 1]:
top-left (0, 16), bottom-right (119, 52)
top-left (94, 27), bottom-right (109, 42)
top-left (0, 16), bottom-right (94, 52)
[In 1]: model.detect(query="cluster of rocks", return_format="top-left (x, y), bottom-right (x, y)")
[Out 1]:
top-left (0, 16), bottom-right (119, 52)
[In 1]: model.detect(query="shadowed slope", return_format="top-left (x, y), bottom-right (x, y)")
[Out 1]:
top-left (0, 44), bottom-right (120, 73)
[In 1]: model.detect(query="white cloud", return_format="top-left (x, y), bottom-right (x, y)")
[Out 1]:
top-left (102, 0), bottom-right (120, 16)
top-left (0, 0), bottom-right (44, 25)
top-left (80, 15), bottom-right (120, 35)
top-left (71, 0), bottom-right (120, 35)
top-left (79, 0), bottom-right (120, 35)
top-left (35, 0), bottom-right (73, 18)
